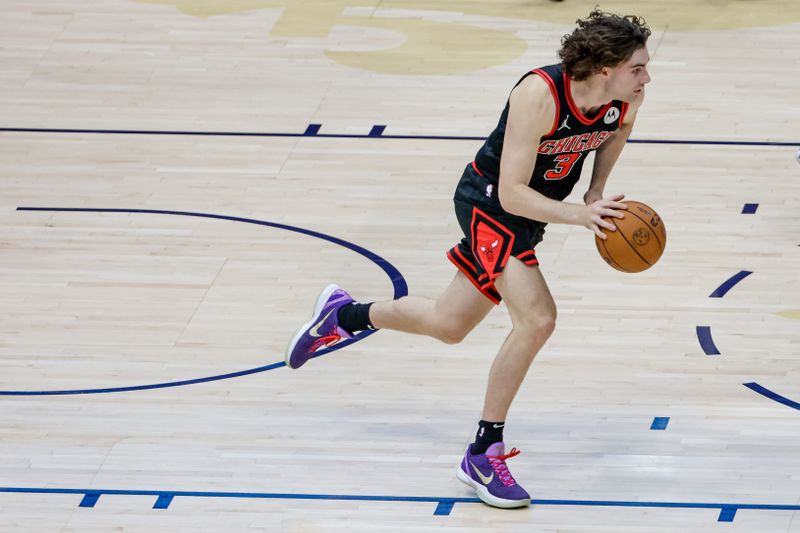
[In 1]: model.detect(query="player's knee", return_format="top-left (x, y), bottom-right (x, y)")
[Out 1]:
top-left (517, 310), bottom-right (557, 341)
top-left (435, 320), bottom-right (472, 345)
top-left (539, 313), bottom-right (557, 338)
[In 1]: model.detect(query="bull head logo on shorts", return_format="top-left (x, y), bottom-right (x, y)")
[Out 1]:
top-left (479, 239), bottom-right (499, 261)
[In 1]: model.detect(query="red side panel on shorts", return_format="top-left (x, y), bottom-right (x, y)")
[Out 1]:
top-left (446, 248), bottom-right (501, 305)
top-left (470, 207), bottom-right (515, 281)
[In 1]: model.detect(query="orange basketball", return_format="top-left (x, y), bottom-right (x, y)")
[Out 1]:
top-left (595, 200), bottom-right (666, 273)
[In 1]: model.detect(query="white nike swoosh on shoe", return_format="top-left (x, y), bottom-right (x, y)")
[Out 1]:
top-left (470, 461), bottom-right (494, 485)
top-left (309, 308), bottom-right (336, 338)
top-left (492, 424), bottom-right (505, 429)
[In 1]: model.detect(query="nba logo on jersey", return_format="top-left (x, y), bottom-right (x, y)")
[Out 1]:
top-left (603, 107), bottom-right (620, 124)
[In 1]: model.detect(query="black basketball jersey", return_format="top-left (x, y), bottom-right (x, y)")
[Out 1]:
top-left (457, 63), bottom-right (628, 208)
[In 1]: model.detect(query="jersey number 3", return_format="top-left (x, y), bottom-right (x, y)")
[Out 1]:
top-left (544, 153), bottom-right (582, 180)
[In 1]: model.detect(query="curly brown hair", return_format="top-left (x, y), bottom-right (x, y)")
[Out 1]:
top-left (558, 9), bottom-right (651, 81)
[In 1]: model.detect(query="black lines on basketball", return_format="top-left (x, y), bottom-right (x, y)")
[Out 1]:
top-left (615, 222), bottom-right (652, 266)
top-left (626, 208), bottom-right (665, 250)
top-left (594, 200), bottom-right (666, 273)
top-left (598, 236), bottom-right (632, 273)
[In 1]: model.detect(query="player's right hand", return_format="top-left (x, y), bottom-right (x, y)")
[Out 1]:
top-left (584, 194), bottom-right (627, 239)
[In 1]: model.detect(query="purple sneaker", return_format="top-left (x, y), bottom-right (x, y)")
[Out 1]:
top-left (457, 442), bottom-right (530, 508)
top-left (285, 284), bottom-right (355, 369)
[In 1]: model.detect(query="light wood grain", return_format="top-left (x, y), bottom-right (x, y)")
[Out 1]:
top-left (1, 1), bottom-right (799, 531)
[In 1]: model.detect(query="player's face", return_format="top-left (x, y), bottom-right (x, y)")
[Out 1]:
top-left (604, 46), bottom-right (651, 102)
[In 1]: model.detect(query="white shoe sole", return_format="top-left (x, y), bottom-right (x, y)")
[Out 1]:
top-left (285, 284), bottom-right (340, 369)
top-left (456, 462), bottom-right (530, 509)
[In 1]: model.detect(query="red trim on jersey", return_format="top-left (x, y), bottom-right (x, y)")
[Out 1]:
top-left (471, 160), bottom-right (484, 177)
top-left (531, 69), bottom-right (560, 137)
top-left (563, 73), bottom-right (612, 126)
top-left (619, 101), bottom-right (630, 126)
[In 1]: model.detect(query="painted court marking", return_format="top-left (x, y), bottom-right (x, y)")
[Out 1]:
top-left (744, 383), bottom-right (800, 411)
top-left (650, 417), bottom-right (670, 430)
top-left (709, 270), bottom-right (753, 298)
top-left (1, 486), bottom-right (798, 522)
top-left (697, 260), bottom-right (798, 411)
top-left (0, 207), bottom-right (408, 396)
top-left (1, 125), bottom-right (798, 147)
top-left (696, 326), bottom-right (720, 356)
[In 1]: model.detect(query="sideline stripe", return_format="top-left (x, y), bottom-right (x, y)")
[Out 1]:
top-left (709, 270), bottom-right (752, 298)
top-left (1, 127), bottom-right (797, 146)
top-left (696, 326), bottom-right (721, 355)
top-left (2, 486), bottom-right (799, 521)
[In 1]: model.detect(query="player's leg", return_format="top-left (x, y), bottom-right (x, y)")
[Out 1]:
top-left (482, 256), bottom-right (556, 421)
top-left (457, 256), bottom-right (555, 509)
top-left (369, 270), bottom-right (494, 344)
top-left (285, 270), bottom-right (494, 369)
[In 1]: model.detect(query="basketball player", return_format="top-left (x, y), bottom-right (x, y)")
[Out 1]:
top-left (286, 9), bottom-right (651, 509)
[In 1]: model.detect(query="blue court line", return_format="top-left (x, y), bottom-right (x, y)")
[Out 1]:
top-left (368, 124), bottom-right (386, 137)
top-left (742, 203), bottom-right (759, 214)
top-left (303, 123), bottom-right (321, 136)
top-left (709, 270), bottom-right (752, 298)
top-left (701, 272), bottom-right (799, 413)
top-left (650, 417), bottom-right (670, 430)
top-left (1, 126), bottom-right (797, 146)
top-left (153, 494), bottom-right (174, 509)
top-left (2, 486), bottom-right (799, 521)
top-left (696, 326), bottom-right (721, 355)
top-left (744, 383), bottom-right (800, 411)
top-left (433, 500), bottom-right (455, 515)
top-left (78, 493), bottom-right (100, 508)
top-left (0, 207), bottom-right (408, 396)
top-left (718, 507), bottom-right (737, 522)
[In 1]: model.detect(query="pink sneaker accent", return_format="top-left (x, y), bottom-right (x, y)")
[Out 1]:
top-left (487, 447), bottom-right (521, 486)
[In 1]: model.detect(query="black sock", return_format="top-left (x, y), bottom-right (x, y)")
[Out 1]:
top-left (337, 302), bottom-right (376, 333)
top-left (470, 420), bottom-right (505, 455)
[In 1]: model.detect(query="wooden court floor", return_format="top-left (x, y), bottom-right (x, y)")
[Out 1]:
top-left (1, 1), bottom-right (799, 531)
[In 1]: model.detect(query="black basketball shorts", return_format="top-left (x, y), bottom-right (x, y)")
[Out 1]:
top-left (446, 199), bottom-right (542, 304)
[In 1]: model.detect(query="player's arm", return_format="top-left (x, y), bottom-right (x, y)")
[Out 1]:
top-left (583, 90), bottom-right (644, 205)
top-left (498, 77), bottom-right (626, 239)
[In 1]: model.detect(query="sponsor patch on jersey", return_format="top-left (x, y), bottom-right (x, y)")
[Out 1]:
top-left (603, 107), bottom-right (620, 124)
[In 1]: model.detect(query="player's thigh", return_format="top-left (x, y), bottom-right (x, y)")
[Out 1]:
top-left (434, 270), bottom-right (495, 332)
top-left (494, 257), bottom-right (556, 330)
